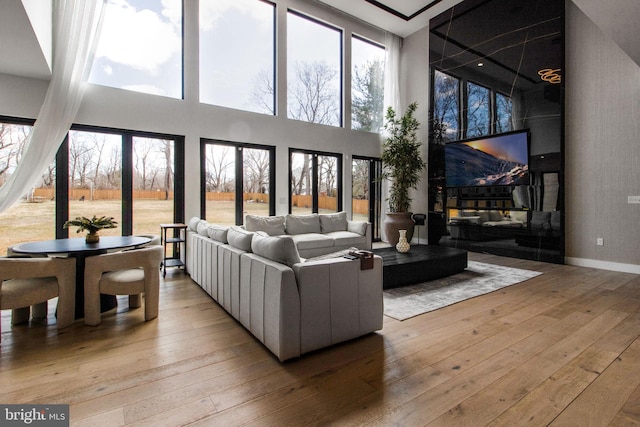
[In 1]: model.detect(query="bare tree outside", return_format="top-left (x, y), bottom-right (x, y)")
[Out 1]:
top-left (0, 124), bottom-right (31, 186)
top-left (288, 61), bottom-right (340, 126)
top-left (433, 70), bottom-right (460, 143)
top-left (352, 58), bottom-right (384, 132)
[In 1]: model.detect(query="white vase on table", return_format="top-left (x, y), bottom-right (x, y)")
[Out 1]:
top-left (396, 229), bottom-right (410, 253)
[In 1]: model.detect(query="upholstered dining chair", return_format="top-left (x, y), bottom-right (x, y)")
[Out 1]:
top-left (83, 245), bottom-right (163, 326)
top-left (0, 257), bottom-right (76, 334)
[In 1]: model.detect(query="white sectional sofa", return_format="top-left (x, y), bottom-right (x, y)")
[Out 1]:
top-left (186, 212), bottom-right (383, 361)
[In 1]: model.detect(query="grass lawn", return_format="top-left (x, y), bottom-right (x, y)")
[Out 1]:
top-left (1, 199), bottom-right (372, 256)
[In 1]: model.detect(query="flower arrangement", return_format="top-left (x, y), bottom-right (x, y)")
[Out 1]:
top-left (64, 215), bottom-right (118, 242)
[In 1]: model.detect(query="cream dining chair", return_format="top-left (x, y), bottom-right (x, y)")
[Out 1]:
top-left (83, 245), bottom-right (163, 326)
top-left (0, 257), bottom-right (76, 335)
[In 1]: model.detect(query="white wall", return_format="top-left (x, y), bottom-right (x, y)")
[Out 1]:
top-left (564, 0), bottom-right (640, 273)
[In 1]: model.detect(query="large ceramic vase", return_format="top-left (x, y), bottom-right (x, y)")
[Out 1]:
top-left (383, 212), bottom-right (415, 247)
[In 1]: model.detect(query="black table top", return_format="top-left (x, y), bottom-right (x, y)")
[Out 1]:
top-left (12, 235), bottom-right (151, 255)
top-left (372, 245), bottom-right (468, 265)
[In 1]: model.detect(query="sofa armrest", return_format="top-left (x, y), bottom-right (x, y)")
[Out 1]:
top-left (292, 255), bottom-right (382, 354)
top-left (347, 220), bottom-right (372, 250)
top-left (240, 253), bottom-right (301, 361)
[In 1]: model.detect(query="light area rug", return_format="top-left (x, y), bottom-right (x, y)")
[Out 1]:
top-left (383, 261), bottom-right (542, 321)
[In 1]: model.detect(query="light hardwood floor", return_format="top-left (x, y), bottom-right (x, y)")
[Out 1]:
top-left (1, 252), bottom-right (640, 426)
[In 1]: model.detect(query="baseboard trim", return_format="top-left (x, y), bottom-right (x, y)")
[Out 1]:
top-left (565, 257), bottom-right (640, 275)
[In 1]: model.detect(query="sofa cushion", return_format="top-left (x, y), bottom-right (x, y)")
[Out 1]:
top-left (245, 215), bottom-right (286, 236)
top-left (207, 224), bottom-right (229, 243)
top-left (196, 220), bottom-right (210, 236)
top-left (289, 233), bottom-right (334, 250)
top-left (477, 211), bottom-right (491, 224)
top-left (286, 214), bottom-right (321, 235)
top-left (227, 226), bottom-right (255, 252)
top-left (319, 212), bottom-right (347, 233)
top-left (188, 216), bottom-right (201, 232)
top-left (325, 231), bottom-right (367, 247)
top-left (347, 221), bottom-right (367, 236)
top-left (251, 232), bottom-right (301, 267)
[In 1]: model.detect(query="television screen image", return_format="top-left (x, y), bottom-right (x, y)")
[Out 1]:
top-left (445, 130), bottom-right (530, 187)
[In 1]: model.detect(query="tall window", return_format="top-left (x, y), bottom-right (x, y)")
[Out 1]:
top-left (200, 0), bottom-right (275, 114)
top-left (68, 130), bottom-right (122, 238)
top-left (495, 92), bottom-right (514, 133)
top-left (89, 0), bottom-right (183, 99)
top-left (351, 36), bottom-right (385, 132)
top-left (0, 120), bottom-right (56, 254)
top-left (287, 12), bottom-right (342, 127)
top-left (352, 156), bottom-right (382, 241)
top-left (202, 140), bottom-right (274, 225)
top-left (433, 70), bottom-right (460, 142)
top-left (132, 137), bottom-right (175, 236)
top-left (466, 81), bottom-right (491, 138)
top-left (290, 149), bottom-right (342, 214)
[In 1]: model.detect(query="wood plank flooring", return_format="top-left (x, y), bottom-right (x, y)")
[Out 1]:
top-left (2, 252), bottom-right (640, 426)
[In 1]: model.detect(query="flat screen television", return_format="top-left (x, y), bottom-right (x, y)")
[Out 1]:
top-left (444, 130), bottom-right (530, 187)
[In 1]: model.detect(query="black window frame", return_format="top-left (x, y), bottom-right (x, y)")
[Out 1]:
top-left (200, 139), bottom-right (276, 225)
top-left (288, 148), bottom-right (343, 214)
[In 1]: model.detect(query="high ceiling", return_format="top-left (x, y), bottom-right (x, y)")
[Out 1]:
top-left (0, 0), bottom-right (638, 83)
top-left (316, 0), bottom-right (464, 37)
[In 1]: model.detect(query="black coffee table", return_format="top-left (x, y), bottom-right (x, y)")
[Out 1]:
top-left (372, 245), bottom-right (468, 289)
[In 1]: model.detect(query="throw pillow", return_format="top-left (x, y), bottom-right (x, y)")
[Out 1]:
top-left (347, 220), bottom-right (368, 236)
top-left (227, 226), bottom-right (255, 252)
top-left (251, 231), bottom-right (301, 267)
top-left (196, 220), bottom-right (210, 236)
top-left (285, 214), bottom-right (321, 235)
top-left (207, 224), bottom-right (229, 243)
top-left (319, 211), bottom-right (348, 233)
top-left (244, 214), bottom-right (286, 235)
top-left (188, 216), bottom-right (201, 232)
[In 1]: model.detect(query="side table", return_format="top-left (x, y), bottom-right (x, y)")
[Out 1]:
top-left (160, 223), bottom-right (188, 277)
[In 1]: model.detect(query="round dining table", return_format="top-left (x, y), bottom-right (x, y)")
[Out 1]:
top-left (13, 235), bottom-right (152, 319)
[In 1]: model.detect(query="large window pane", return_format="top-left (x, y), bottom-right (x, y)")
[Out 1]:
top-left (290, 152), bottom-right (313, 214)
top-left (0, 123), bottom-right (56, 254)
top-left (318, 155), bottom-right (338, 213)
top-left (68, 130), bottom-right (122, 237)
top-left (433, 70), bottom-right (460, 142)
top-left (243, 148), bottom-right (270, 219)
top-left (351, 158), bottom-right (369, 222)
top-left (466, 81), bottom-right (491, 138)
top-left (204, 144), bottom-right (236, 225)
top-left (287, 12), bottom-right (342, 126)
top-left (496, 92), bottom-right (514, 133)
top-left (89, 0), bottom-right (183, 99)
top-left (351, 36), bottom-right (385, 132)
top-left (200, 0), bottom-right (275, 114)
top-left (132, 137), bottom-right (174, 236)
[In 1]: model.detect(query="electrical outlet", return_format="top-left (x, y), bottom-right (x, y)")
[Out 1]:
top-left (628, 196), bottom-right (640, 204)
top-left (596, 237), bottom-right (604, 246)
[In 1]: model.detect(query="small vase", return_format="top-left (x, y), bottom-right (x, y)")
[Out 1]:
top-left (396, 229), bottom-right (410, 253)
top-left (86, 232), bottom-right (100, 243)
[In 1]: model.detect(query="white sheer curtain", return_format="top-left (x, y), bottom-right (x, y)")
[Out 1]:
top-left (0, 0), bottom-right (105, 213)
top-left (383, 31), bottom-right (401, 116)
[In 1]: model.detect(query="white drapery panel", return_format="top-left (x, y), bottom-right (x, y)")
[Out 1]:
top-left (383, 31), bottom-right (401, 116)
top-left (0, 0), bottom-right (104, 213)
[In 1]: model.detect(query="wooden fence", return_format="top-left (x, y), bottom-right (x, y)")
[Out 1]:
top-left (32, 189), bottom-right (370, 214)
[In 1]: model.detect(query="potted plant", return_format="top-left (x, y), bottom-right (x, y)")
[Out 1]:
top-left (64, 215), bottom-right (118, 243)
top-left (381, 102), bottom-right (426, 246)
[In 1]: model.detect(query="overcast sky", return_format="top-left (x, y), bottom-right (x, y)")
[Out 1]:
top-left (89, 0), bottom-right (384, 113)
